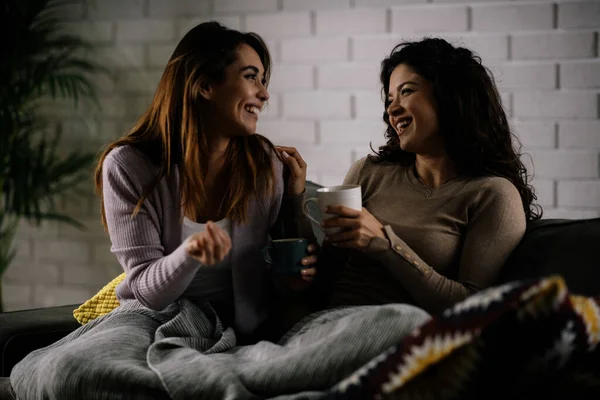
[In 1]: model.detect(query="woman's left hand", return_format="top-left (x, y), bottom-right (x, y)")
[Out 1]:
top-left (276, 146), bottom-right (307, 196)
top-left (275, 243), bottom-right (319, 293)
top-left (323, 206), bottom-right (387, 250)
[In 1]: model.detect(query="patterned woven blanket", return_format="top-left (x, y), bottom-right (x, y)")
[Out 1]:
top-left (326, 275), bottom-right (600, 399)
top-left (9, 300), bottom-right (429, 399)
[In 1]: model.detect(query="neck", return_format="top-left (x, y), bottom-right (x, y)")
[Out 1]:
top-left (414, 154), bottom-right (457, 189)
top-left (203, 134), bottom-right (230, 181)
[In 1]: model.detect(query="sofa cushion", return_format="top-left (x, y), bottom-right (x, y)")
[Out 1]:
top-left (0, 305), bottom-right (80, 376)
top-left (499, 218), bottom-right (600, 296)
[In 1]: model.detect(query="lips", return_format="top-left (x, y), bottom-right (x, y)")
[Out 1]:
top-left (394, 117), bottom-right (412, 135)
top-left (244, 103), bottom-right (262, 118)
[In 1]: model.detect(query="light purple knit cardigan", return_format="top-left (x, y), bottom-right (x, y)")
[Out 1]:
top-left (102, 145), bottom-right (296, 335)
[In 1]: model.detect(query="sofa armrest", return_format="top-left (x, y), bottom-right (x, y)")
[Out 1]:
top-left (0, 305), bottom-right (80, 377)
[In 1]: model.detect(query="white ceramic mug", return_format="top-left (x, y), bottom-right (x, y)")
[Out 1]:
top-left (302, 185), bottom-right (362, 234)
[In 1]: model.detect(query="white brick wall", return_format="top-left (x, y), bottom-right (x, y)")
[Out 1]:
top-left (3, 0), bottom-right (599, 311)
top-left (560, 60), bottom-right (600, 88)
top-left (489, 62), bottom-right (557, 90)
top-left (246, 12), bottom-right (311, 39)
top-left (148, 0), bottom-right (211, 18)
top-left (391, 5), bottom-right (468, 33)
top-left (282, 0), bottom-right (351, 11)
top-left (471, 3), bottom-right (554, 32)
top-left (88, 0), bottom-right (145, 20)
top-left (214, 0), bottom-right (278, 14)
top-left (512, 31), bottom-right (596, 59)
top-left (281, 37), bottom-right (349, 62)
top-left (283, 92), bottom-right (351, 118)
top-left (316, 8), bottom-right (387, 36)
top-left (116, 20), bottom-right (176, 43)
top-left (558, 2), bottom-right (600, 29)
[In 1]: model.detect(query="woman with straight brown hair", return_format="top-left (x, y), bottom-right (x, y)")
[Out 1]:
top-left (7, 21), bottom-right (318, 399)
top-left (89, 21), bottom-right (317, 338)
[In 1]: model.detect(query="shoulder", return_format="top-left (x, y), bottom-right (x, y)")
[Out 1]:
top-left (104, 145), bottom-right (156, 174)
top-left (345, 156), bottom-right (406, 185)
top-left (466, 175), bottom-right (524, 218)
top-left (102, 145), bottom-right (164, 190)
top-left (475, 176), bottom-right (521, 201)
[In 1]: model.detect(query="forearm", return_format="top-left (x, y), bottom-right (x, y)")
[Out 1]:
top-left (366, 226), bottom-right (477, 314)
top-left (114, 239), bottom-right (201, 310)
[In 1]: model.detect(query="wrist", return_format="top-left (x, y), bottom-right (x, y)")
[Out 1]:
top-left (286, 182), bottom-right (305, 197)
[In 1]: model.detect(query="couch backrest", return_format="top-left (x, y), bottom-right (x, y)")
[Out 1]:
top-left (500, 218), bottom-right (600, 296)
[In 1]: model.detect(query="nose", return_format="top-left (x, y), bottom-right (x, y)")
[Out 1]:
top-left (386, 96), bottom-right (403, 117)
top-left (257, 81), bottom-right (270, 102)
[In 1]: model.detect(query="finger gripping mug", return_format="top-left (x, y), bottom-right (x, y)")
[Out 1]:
top-left (302, 185), bottom-right (362, 234)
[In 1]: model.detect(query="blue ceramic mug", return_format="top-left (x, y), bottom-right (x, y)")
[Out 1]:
top-left (263, 238), bottom-right (308, 275)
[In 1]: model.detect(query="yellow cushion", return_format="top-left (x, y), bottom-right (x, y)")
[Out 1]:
top-left (73, 272), bottom-right (126, 324)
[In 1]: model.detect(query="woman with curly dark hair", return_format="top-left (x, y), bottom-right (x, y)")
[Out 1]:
top-left (317, 38), bottom-right (541, 315)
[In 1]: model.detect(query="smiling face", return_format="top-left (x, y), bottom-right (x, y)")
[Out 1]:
top-left (202, 43), bottom-right (269, 137)
top-left (386, 64), bottom-right (444, 156)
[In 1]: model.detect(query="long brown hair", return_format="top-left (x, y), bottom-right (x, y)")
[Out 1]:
top-left (372, 38), bottom-right (542, 221)
top-left (94, 22), bottom-right (279, 228)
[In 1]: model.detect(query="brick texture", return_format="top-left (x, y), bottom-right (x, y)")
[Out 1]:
top-left (490, 63), bottom-right (557, 90)
top-left (88, 0), bottom-right (145, 20)
top-left (316, 8), bottom-right (387, 36)
top-left (318, 63), bottom-right (380, 90)
top-left (391, 5), bottom-right (468, 33)
top-left (116, 20), bottom-right (176, 43)
top-left (258, 120), bottom-right (318, 144)
top-left (472, 3), bottom-right (553, 32)
top-left (512, 32), bottom-right (596, 60)
top-left (559, 121), bottom-right (600, 149)
top-left (3, 0), bottom-right (599, 311)
top-left (560, 60), bottom-right (600, 89)
top-left (283, 92), bottom-right (351, 118)
top-left (445, 34), bottom-right (509, 62)
top-left (214, 0), bottom-right (278, 13)
top-left (246, 12), bottom-right (311, 39)
top-left (269, 65), bottom-right (314, 92)
top-left (178, 16), bottom-right (242, 38)
top-left (281, 37), bottom-right (348, 62)
top-left (513, 92), bottom-right (597, 119)
top-left (282, 0), bottom-right (351, 10)
top-left (558, 181), bottom-right (600, 208)
top-left (512, 121), bottom-right (556, 149)
top-left (558, 2), bottom-right (600, 29)
top-left (148, 0), bottom-right (211, 18)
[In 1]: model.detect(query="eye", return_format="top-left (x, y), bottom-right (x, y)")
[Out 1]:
top-left (245, 74), bottom-right (257, 82)
top-left (400, 87), bottom-right (413, 95)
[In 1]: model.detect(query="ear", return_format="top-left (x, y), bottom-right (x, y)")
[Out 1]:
top-left (198, 79), bottom-right (213, 101)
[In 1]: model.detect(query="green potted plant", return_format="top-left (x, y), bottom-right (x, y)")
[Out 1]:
top-left (0, 0), bottom-right (103, 311)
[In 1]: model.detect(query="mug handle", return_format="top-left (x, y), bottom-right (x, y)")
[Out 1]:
top-left (262, 246), bottom-right (272, 264)
top-left (302, 198), bottom-right (324, 232)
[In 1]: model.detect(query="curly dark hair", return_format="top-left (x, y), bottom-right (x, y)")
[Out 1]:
top-left (371, 37), bottom-right (542, 221)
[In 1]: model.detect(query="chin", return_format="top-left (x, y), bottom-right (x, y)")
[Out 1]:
top-left (397, 137), bottom-right (410, 151)
top-left (231, 123), bottom-right (256, 137)
top-left (242, 126), bottom-right (256, 136)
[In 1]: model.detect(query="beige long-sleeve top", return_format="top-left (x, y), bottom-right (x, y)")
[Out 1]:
top-left (324, 157), bottom-right (527, 314)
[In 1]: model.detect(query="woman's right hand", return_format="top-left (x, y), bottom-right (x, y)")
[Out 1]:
top-left (185, 221), bottom-right (232, 265)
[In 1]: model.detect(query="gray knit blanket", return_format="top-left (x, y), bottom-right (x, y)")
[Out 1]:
top-left (10, 300), bottom-right (429, 399)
